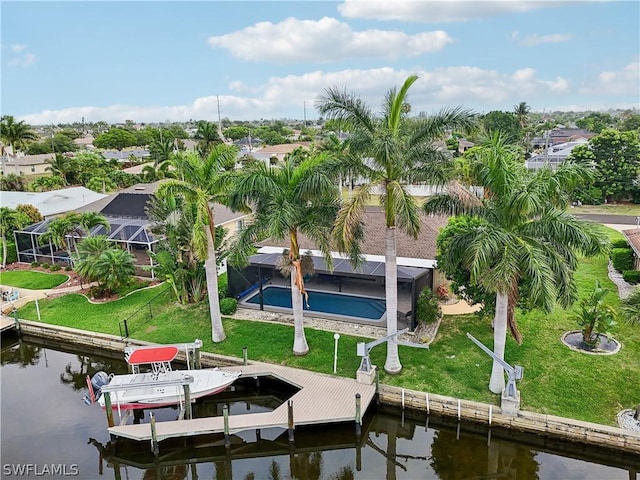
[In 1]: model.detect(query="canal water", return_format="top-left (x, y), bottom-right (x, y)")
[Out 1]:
top-left (1, 333), bottom-right (638, 480)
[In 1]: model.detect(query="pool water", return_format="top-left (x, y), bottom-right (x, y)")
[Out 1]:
top-left (245, 285), bottom-right (386, 320)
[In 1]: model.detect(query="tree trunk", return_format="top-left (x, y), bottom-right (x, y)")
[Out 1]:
top-left (205, 226), bottom-right (225, 343)
top-left (291, 262), bottom-right (309, 355)
top-left (489, 291), bottom-right (508, 393)
top-left (1, 234), bottom-right (7, 268)
top-left (384, 227), bottom-right (401, 374)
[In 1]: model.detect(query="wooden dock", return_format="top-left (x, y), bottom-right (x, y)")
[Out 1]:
top-left (0, 315), bottom-right (15, 333)
top-left (108, 361), bottom-right (376, 442)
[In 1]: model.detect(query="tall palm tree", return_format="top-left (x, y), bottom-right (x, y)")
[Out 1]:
top-left (194, 121), bottom-right (222, 158)
top-left (0, 115), bottom-right (38, 175)
top-left (423, 135), bottom-right (608, 393)
top-left (228, 152), bottom-right (343, 355)
top-left (317, 75), bottom-right (476, 373)
top-left (157, 146), bottom-right (238, 343)
top-left (513, 102), bottom-right (531, 130)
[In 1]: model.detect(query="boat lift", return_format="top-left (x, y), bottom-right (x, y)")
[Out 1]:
top-left (466, 332), bottom-right (523, 400)
top-left (357, 328), bottom-right (429, 375)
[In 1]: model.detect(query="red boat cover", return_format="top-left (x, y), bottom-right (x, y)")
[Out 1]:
top-left (127, 346), bottom-right (179, 365)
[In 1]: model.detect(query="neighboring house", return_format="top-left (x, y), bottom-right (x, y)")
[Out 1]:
top-left (526, 138), bottom-right (589, 170)
top-left (73, 135), bottom-right (95, 149)
top-left (13, 181), bottom-right (249, 277)
top-left (1, 187), bottom-right (108, 218)
top-left (458, 139), bottom-right (475, 154)
top-left (623, 228), bottom-right (640, 271)
top-left (250, 142), bottom-right (313, 164)
top-left (1, 152), bottom-right (55, 175)
top-left (101, 148), bottom-right (151, 161)
top-left (531, 128), bottom-right (596, 149)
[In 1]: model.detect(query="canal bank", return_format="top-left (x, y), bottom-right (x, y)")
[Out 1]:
top-left (9, 319), bottom-right (640, 456)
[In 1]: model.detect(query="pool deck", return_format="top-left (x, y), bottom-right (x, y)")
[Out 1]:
top-left (107, 361), bottom-right (376, 442)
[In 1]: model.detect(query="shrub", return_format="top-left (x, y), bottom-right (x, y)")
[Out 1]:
top-left (65, 266), bottom-right (73, 271)
top-left (611, 248), bottom-right (634, 273)
top-left (622, 270), bottom-right (640, 285)
top-left (218, 273), bottom-right (228, 299)
top-left (31, 261), bottom-right (40, 268)
top-left (611, 239), bottom-right (630, 249)
top-left (416, 288), bottom-right (441, 324)
top-left (3, 240), bottom-right (17, 264)
top-left (219, 297), bottom-right (238, 315)
top-left (41, 263), bottom-right (51, 270)
top-left (49, 264), bottom-right (61, 271)
top-left (89, 284), bottom-right (110, 299)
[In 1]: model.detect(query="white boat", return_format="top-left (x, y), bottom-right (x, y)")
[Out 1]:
top-left (84, 343), bottom-right (241, 410)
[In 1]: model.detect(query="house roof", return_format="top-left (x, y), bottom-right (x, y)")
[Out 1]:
top-left (257, 207), bottom-right (449, 262)
top-left (623, 228), bottom-right (640, 258)
top-left (1, 187), bottom-right (108, 217)
top-left (71, 181), bottom-right (247, 225)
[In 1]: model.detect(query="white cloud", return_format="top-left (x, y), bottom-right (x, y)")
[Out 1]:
top-left (5, 44), bottom-right (37, 67)
top-left (8, 52), bottom-right (38, 67)
top-left (208, 16), bottom-right (452, 62)
top-left (18, 66), bottom-right (575, 124)
top-left (514, 32), bottom-right (573, 47)
top-left (337, 0), bottom-right (563, 23)
top-left (580, 59), bottom-right (640, 96)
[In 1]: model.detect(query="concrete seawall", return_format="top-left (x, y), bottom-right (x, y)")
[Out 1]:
top-left (10, 320), bottom-right (640, 455)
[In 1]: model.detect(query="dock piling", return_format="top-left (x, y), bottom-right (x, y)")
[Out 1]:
top-left (183, 384), bottom-right (192, 420)
top-left (287, 400), bottom-right (294, 442)
top-left (150, 413), bottom-right (159, 456)
top-left (243, 346), bottom-right (248, 366)
top-left (194, 339), bottom-right (202, 369)
top-left (223, 405), bottom-right (231, 448)
top-left (103, 392), bottom-right (114, 428)
top-left (355, 393), bottom-right (362, 437)
top-left (375, 369), bottom-right (380, 406)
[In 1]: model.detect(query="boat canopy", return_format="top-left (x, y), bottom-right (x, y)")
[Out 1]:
top-left (126, 346), bottom-right (179, 365)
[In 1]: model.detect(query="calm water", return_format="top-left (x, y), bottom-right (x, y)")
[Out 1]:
top-left (1, 334), bottom-right (638, 480)
top-left (246, 285), bottom-right (386, 320)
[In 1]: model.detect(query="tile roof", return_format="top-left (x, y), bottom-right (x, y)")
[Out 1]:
top-left (623, 228), bottom-right (640, 258)
top-left (257, 207), bottom-right (449, 261)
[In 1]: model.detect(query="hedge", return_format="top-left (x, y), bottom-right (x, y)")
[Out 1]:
top-left (611, 248), bottom-right (634, 273)
top-left (622, 270), bottom-right (640, 284)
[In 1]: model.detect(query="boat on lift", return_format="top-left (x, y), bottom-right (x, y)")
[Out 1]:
top-left (84, 341), bottom-right (241, 410)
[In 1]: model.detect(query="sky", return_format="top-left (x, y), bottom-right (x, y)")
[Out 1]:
top-left (1, 0), bottom-right (639, 125)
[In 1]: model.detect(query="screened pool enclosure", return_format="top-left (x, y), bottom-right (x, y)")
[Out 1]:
top-left (14, 217), bottom-right (159, 276)
top-left (228, 251), bottom-right (433, 330)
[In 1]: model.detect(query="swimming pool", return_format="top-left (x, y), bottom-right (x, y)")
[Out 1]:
top-left (244, 285), bottom-right (386, 321)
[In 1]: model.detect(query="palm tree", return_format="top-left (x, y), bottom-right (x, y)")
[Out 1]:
top-left (194, 121), bottom-right (222, 158)
top-left (73, 235), bottom-right (111, 284)
top-left (157, 146), bottom-right (238, 343)
top-left (423, 135), bottom-right (608, 393)
top-left (39, 212), bottom-right (109, 265)
top-left (0, 207), bottom-right (28, 267)
top-left (30, 175), bottom-right (65, 192)
top-left (92, 248), bottom-right (136, 295)
top-left (45, 153), bottom-right (70, 185)
top-left (513, 102), bottom-right (531, 130)
top-left (622, 287), bottom-right (640, 326)
top-left (317, 75), bottom-right (476, 373)
top-left (1, 115), bottom-right (38, 175)
top-left (228, 152), bottom-right (343, 355)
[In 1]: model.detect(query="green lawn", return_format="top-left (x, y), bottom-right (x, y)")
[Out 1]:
top-left (1, 270), bottom-right (69, 289)
top-left (17, 250), bottom-right (640, 426)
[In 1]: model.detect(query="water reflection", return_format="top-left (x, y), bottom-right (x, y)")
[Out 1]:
top-left (1, 335), bottom-right (638, 480)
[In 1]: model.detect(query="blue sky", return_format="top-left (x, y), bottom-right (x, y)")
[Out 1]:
top-left (2, 1), bottom-right (639, 124)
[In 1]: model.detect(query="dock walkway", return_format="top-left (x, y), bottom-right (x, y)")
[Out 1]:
top-left (108, 361), bottom-right (376, 442)
top-left (0, 315), bottom-right (15, 332)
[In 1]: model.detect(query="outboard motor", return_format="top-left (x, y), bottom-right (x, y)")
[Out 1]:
top-left (82, 371), bottom-right (110, 405)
